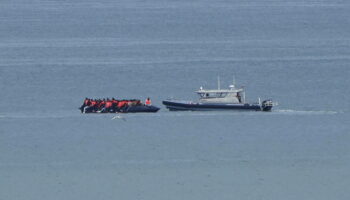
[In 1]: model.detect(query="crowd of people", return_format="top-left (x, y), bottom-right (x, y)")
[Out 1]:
top-left (80, 97), bottom-right (152, 113)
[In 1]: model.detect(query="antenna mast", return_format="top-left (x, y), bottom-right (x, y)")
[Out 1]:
top-left (217, 76), bottom-right (220, 90)
top-left (233, 74), bottom-right (236, 87)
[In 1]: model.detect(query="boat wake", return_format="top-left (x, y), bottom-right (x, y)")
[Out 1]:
top-left (132, 109), bottom-right (343, 118)
top-left (274, 109), bottom-right (340, 115)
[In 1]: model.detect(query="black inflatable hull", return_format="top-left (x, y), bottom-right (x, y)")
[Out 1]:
top-left (162, 100), bottom-right (272, 112)
top-left (121, 105), bottom-right (160, 113)
top-left (81, 105), bottom-right (160, 113)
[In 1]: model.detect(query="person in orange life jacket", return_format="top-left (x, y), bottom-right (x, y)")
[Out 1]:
top-left (118, 100), bottom-right (129, 112)
top-left (98, 99), bottom-right (106, 110)
top-left (100, 98), bottom-right (111, 112)
top-left (145, 97), bottom-right (151, 106)
top-left (103, 100), bottom-right (113, 113)
top-left (111, 98), bottom-right (119, 111)
top-left (80, 97), bottom-right (90, 113)
top-left (83, 98), bottom-right (94, 113)
top-left (117, 100), bottom-right (127, 108)
top-left (95, 99), bottom-right (100, 109)
top-left (105, 98), bottom-right (112, 107)
top-left (90, 99), bottom-right (98, 112)
top-left (112, 98), bottom-right (118, 103)
top-left (84, 98), bottom-right (89, 105)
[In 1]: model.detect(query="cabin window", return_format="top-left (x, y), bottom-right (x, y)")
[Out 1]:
top-left (199, 92), bottom-right (228, 98)
top-left (199, 93), bottom-right (209, 98)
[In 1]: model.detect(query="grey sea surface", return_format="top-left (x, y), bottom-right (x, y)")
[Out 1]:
top-left (1, 0), bottom-right (350, 199)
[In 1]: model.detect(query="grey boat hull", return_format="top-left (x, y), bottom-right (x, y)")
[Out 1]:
top-left (162, 100), bottom-right (272, 112)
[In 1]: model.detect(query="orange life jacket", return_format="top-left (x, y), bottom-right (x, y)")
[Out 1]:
top-left (105, 101), bottom-right (112, 108)
top-left (118, 101), bottom-right (126, 108)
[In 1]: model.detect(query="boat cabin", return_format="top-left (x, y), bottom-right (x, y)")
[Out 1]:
top-left (196, 85), bottom-right (245, 104)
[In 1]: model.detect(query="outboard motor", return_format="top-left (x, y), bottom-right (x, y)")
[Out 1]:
top-left (261, 100), bottom-right (273, 111)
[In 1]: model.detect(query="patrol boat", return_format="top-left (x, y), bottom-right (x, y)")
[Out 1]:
top-left (162, 78), bottom-right (274, 112)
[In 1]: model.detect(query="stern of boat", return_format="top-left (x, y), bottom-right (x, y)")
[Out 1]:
top-left (261, 100), bottom-right (274, 111)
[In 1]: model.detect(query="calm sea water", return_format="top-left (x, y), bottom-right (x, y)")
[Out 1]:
top-left (1, 0), bottom-right (350, 199)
